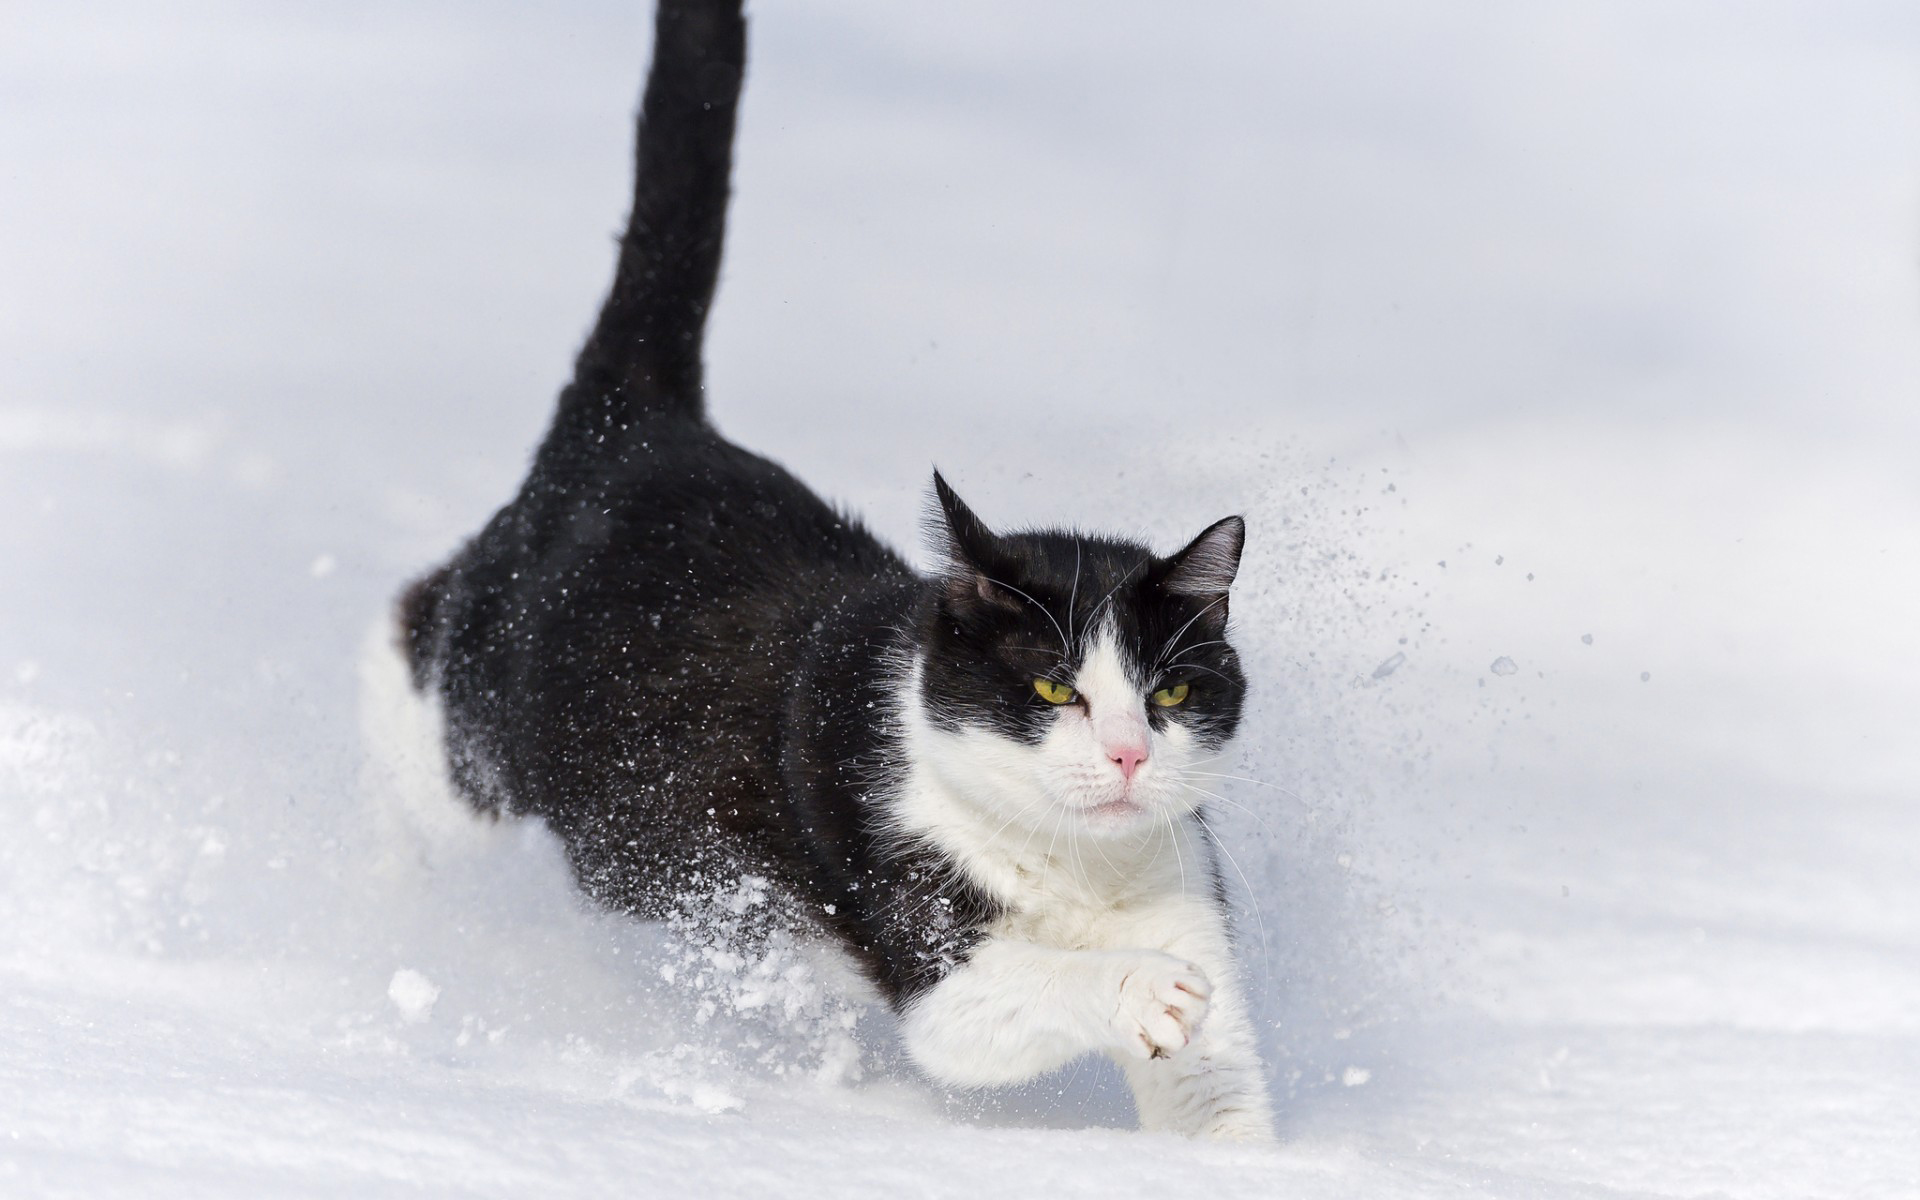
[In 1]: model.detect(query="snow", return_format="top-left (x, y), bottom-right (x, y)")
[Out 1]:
top-left (387, 970), bottom-right (441, 1025)
top-left (4, 0), bottom-right (1919, 1196)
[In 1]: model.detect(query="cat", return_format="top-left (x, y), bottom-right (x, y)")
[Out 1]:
top-left (392, 0), bottom-right (1275, 1140)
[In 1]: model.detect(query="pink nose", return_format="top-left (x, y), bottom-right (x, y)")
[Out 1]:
top-left (1106, 743), bottom-right (1148, 781)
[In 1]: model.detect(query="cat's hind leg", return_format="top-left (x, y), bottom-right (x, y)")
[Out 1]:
top-left (355, 616), bottom-right (501, 871)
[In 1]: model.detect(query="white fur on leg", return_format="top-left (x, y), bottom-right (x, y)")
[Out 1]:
top-left (1117, 1038), bottom-right (1277, 1141)
top-left (900, 939), bottom-right (1213, 1087)
top-left (1104, 896), bottom-right (1277, 1140)
top-left (902, 927), bottom-right (1274, 1141)
top-left (1113, 964), bottom-right (1275, 1141)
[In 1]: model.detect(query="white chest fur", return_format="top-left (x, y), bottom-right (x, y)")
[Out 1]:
top-left (896, 756), bottom-right (1216, 940)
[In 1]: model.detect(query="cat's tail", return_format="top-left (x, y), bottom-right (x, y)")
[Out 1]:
top-left (552, 0), bottom-right (746, 440)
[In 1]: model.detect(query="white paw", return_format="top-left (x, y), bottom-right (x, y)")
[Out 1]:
top-left (1109, 954), bottom-right (1211, 1061)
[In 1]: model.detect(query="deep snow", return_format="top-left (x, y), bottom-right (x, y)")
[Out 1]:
top-left (4, 1), bottom-right (1918, 1196)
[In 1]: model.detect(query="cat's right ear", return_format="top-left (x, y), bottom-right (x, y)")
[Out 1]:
top-left (929, 471), bottom-right (1021, 615)
top-left (1152, 515), bottom-right (1246, 631)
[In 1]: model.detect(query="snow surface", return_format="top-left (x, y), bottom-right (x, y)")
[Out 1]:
top-left (5, 0), bottom-right (1919, 1195)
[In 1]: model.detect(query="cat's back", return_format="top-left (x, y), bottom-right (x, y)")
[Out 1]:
top-left (405, 422), bottom-right (914, 903)
top-left (514, 422), bottom-right (908, 600)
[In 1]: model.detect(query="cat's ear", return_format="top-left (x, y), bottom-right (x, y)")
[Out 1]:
top-left (929, 471), bottom-right (1021, 614)
top-left (1156, 516), bottom-right (1245, 612)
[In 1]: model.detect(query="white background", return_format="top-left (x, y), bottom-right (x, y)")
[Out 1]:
top-left (3, 1), bottom-right (1917, 1195)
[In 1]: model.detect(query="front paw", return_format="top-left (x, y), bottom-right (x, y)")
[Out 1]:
top-left (1109, 953), bottom-right (1211, 1061)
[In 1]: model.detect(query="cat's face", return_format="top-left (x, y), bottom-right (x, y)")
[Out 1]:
top-left (914, 473), bottom-right (1247, 838)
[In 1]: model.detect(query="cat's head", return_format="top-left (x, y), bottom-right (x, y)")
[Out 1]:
top-left (911, 471), bottom-right (1247, 837)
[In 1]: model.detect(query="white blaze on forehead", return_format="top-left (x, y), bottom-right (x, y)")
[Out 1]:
top-left (1074, 621), bottom-right (1145, 731)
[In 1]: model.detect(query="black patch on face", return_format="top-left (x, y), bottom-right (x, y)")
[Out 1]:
top-left (919, 473), bottom-right (1247, 751)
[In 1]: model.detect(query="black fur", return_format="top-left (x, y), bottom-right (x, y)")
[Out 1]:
top-left (562, 0), bottom-right (742, 433)
top-left (400, 0), bottom-right (1247, 1007)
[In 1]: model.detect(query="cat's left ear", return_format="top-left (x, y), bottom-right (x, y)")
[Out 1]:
top-left (1156, 516), bottom-right (1246, 612)
top-left (928, 470), bottom-right (1021, 615)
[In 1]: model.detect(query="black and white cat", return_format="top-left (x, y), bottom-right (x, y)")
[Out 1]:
top-left (392, 0), bottom-right (1273, 1140)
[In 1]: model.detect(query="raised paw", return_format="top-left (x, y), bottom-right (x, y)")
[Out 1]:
top-left (1109, 953), bottom-right (1212, 1061)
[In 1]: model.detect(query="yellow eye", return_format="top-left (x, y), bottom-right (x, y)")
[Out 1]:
top-left (1151, 683), bottom-right (1191, 707)
top-left (1032, 678), bottom-right (1077, 705)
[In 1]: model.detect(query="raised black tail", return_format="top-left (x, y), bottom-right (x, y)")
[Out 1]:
top-left (553, 0), bottom-right (746, 441)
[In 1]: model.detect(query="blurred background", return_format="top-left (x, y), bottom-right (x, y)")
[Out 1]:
top-left (2, 1), bottom-right (1916, 1195)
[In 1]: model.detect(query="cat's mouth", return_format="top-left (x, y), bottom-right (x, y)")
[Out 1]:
top-left (1079, 798), bottom-right (1145, 822)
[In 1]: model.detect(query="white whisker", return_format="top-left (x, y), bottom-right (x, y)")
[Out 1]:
top-left (1189, 808), bottom-right (1273, 997)
top-left (1161, 810), bottom-right (1187, 900)
top-left (1067, 539), bottom-right (1083, 650)
top-left (1180, 769), bottom-right (1313, 807)
top-left (1088, 556), bottom-right (1150, 626)
top-left (1154, 594), bottom-right (1230, 670)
